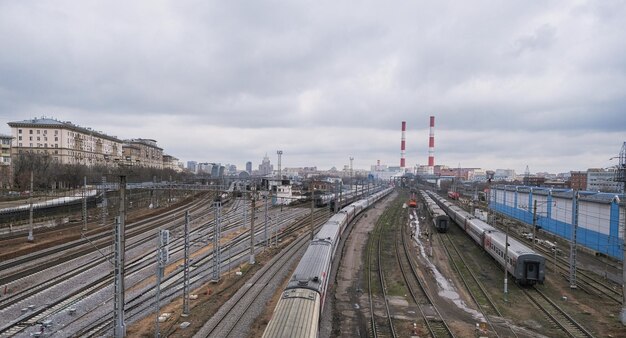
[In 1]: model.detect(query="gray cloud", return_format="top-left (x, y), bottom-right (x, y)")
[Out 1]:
top-left (0, 0), bottom-right (624, 173)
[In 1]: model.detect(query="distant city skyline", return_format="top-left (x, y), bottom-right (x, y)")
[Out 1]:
top-left (0, 2), bottom-right (624, 174)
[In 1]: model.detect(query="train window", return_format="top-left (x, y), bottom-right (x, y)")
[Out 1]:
top-left (528, 265), bottom-right (534, 272)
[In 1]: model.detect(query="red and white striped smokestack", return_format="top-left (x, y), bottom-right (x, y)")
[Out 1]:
top-left (400, 121), bottom-right (406, 169)
top-left (428, 116), bottom-right (435, 174)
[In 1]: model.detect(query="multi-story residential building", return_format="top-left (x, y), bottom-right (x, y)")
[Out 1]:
top-left (587, 168), bottom-right (621, 192)
top-left (0, 134), bottom-right (12, 189)
top-left (8, 117), bottom-right (123, 166)
top-left (122, 138), bottom-right (163, 169)
top-left (163, 154), bottom-right (182, 173)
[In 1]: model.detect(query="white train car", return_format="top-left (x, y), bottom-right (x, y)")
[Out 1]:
top-left (263, 187), bottom-right (392, 338)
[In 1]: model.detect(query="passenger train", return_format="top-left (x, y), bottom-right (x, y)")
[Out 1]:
top-left (427, 190), bottom-right (545, 285)
top-left (262, 187), bottom-right (393, 338)
top-left (419, 190), bottom-right (449, 232)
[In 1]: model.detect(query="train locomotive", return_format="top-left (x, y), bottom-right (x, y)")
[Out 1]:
top-left (427, 191), bottom-right (545, 285)
top-left (419, 190), bottom-right (449, 233)
top-left (262, 187), bottom-right (393, 338)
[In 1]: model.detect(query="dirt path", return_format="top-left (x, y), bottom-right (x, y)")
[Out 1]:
top-left (327, 191), bottom-right (397, 337)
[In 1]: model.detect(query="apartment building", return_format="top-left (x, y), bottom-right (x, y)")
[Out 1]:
top-left (8, 117), bottom-right (123, 166)
top-left (0, 134), bottom-right (12, 189)
top-left (122, 138), bottom-right (163, 169)
top-left (163, 154), bottom-right (183, 173)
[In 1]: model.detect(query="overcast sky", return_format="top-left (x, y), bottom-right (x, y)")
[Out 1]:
top-left (1, 1), bottom-right (625, 174)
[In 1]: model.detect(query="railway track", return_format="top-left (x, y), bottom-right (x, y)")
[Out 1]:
top-left (546, 249), bottom-right (623, 305)
top-left (0, 196), bottom-right (273, 336)
top-left (522, 287), bottom-right (595, 338)
top-left (366, 203), bottom-right (395, 337)
top-left (399, 209), bottom-right (455, 338)
top-left (0, 194), bottom-right (214, 310)
top-left (192, 211), bottom-right (331, 338)
top-left (440, 232), bottom-right (517, 338)
top-left (0, 195), bottom-right (233, 336)
top-left (75, 209), bottom-right (328, 337)
top-left (492, 213), bottom-right (622, 305)
top-left (0, 193), bottom-right (213, 285)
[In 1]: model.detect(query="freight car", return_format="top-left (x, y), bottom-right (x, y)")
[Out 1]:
top-left (428, 191), bottom-right (545, 285)
top-left (262, 187), bottom-right (393, 338)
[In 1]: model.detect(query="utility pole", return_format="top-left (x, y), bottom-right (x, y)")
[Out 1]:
top-left (613, 141), bottom-right (626, 325)
top-left (249, 194), bottom-right (256, 264)
top-left (532, 199), bottom-right (538, 251)
top-left (242, 193), bottom-right (247, 228)
top-left (310, 193), bottom-right (315, 240)
top-left (83, 176), bottom-right (87, 231)
top-left (27, 170), bottom-right (34, 242)
top-left (155, 229), bottom-right (169, 338)
top-left (334, 181), bottom-right (339, 213)
top-left (114, 175), bottom-right (127, 338)
top-left (212, 198), bottom-right (222, 282)
top-left (182, 211), bottom-right (190, 316)
top-left (570, 191), bottom-right (579, 289)
top-left (101, 176), bottom-right (107, 226)
top-left (503, 214), bottom-right (509, 303)
top-left (264, 190), bottom-right (269, 246)
top-left (349, 156), bottom-right (354, 191)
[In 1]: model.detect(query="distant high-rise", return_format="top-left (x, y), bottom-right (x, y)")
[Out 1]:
top-left (246, 161), bottom-right (252, 174)
top-left (187, 161), bottom-right (198, 173)
top-left (258, 154), bottom-right (273, 176)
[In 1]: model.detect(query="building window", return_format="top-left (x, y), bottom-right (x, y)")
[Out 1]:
top-left (44, 137), bottom-right (47, 141)
top-left (29, 136), bottom-right (32, 141)
top-left (55, 130), bottom-right (58, 135)
top-left (37, 137), bottom-right (40, 141)
top-left (29, 143), bottom-right (33, 147)
top-left (18, 136), bottom-right (22, 141)
top-left (37, 130), bottom-right (40, 134)
top-left (18, 129), bottom-right (22, 134)
top-left (18, 143), bottom-right (22, 147)
top-left (44, 130), bottom-right (47, 134)
top-left (55, 137), bottom-right (58, 141)
top-left (29, 130), bottom-right (33, 134)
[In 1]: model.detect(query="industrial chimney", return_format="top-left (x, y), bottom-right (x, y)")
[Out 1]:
top-left (400, 121), bottom-right (406, 170)
top-left (428, 116), bottom-right (435, 175)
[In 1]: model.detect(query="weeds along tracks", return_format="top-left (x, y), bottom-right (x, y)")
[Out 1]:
top-left (439, 232), bottom-right (517, 338)
top-left (522, 287), bottom-right (595, 338)
top-left (399, 209), bottom-right (454, 338)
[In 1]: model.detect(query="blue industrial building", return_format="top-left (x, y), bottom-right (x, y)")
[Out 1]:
top-left (490, 185), bottom-right (624, 261)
